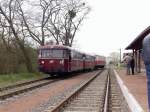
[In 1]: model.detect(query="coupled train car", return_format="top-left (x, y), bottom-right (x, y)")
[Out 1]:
top-left (95, 55), bottom-right (106, 68)
top-left (38, 45), bottom-right (106, 76)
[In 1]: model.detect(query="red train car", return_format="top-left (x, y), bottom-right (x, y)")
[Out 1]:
top-left (94, 55), bottom-right (106, 68)
top-left (83, 54), bottom-right (95, 70)
top-left (38, 45), bottom-right (95, 76)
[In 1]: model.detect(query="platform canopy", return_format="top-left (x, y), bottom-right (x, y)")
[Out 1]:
top-left (126, 26), bottom-right (150, 50)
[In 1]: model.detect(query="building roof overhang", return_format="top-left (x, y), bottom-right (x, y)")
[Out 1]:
top-left (125, 26), bottom-right (150, 50)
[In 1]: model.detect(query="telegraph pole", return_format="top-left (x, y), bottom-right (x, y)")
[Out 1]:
top-left (120, 48), bottom-right (121, 63)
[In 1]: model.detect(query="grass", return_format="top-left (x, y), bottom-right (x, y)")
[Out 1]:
top-left (0, 72), bottom-right (48, 87)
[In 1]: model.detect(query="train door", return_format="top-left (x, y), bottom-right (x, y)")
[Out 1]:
top-left (68, 50), bottom-right (71, 72)
top-left (83, 54), bottom-right (86, 70)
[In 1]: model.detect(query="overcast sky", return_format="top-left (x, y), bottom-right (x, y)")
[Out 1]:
top-left (73, 0), bottom-right (150, 56)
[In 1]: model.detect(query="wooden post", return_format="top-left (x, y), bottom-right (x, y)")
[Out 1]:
top-left (138, 50), bottom-right (141, 73)
top-left (135, 50), bottom-right (138, 73)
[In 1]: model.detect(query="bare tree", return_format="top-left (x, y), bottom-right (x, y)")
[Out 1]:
top-left (0, 0), bottom-right (33, 72)
top-left (15, 0), bottom-right (61, 46)
top-left (17, 0), bottom-right (90, 46)
top-left (0, 0), bottom-right (90, 72)
top-left (46, 0), bottom-right (90, 46)
top-left (109, 52), bottom-right (120, 65)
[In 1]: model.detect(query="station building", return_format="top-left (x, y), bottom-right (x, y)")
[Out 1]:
top-left (125, 26), bottom-right (150, 73)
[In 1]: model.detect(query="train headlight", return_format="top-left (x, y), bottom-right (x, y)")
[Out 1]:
top-left (49, 60), bottom-right (54, 63)
top-left (41, 61), bottom-right (45, 64)
top-left (60, 60), bottom-right (64, 64)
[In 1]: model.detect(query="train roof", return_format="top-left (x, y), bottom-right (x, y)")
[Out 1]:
top-left (38, 45), bottom-right (84, 54)
top-left (38, 45), bottom-right (70, 50)
top-left (38, 45), bottom-right (99, 57)
top-left (94, 55), bottom-right (106, 58)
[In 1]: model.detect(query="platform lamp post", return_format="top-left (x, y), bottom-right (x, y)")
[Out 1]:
top-left (119, 48), bottom-right (121, 63)
top-left (118, 48), bottom-right (121, 68)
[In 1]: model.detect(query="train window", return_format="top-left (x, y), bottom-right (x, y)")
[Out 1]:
top-left (40, 49), bottom-right (64, 58)
top-left (63, 50), bottom-right (69, 58)
top-left (52, 50), bottom-right (63, 58)
top-left (71, 51), bottom-right (81, 59)
top-left (40, 50), bottom-right (50, 58)
top-left (85, 55), bottom-right (94, 61)
top-left (69, 50), bottom-right (83, 60)
top-left (71, 51), bottom-right (75, 58)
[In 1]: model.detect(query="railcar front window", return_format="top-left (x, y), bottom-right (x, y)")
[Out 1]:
top-left (52, 50), bottom-right (63, 58)
top-left (40, 49), bottom-right (66, 58)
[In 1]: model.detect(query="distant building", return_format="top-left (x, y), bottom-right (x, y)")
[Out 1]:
top-left (106, 56), bottom-right (113, 64)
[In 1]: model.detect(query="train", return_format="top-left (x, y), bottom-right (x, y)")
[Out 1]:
top-left (38, 45), bottom-right (106, 76)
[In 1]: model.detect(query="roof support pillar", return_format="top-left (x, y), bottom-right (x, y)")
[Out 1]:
top-left (138, 50), bottom-right (141, 73)
top-left (135, 50), bottom-right (138, 73)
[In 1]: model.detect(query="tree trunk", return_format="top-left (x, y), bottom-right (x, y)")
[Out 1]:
top-left (21, 45), bottom-right (34, 73)
top-left (11, 27), bottom-right (34, 72)
top-left (0, 4), bottom-right (34, 73)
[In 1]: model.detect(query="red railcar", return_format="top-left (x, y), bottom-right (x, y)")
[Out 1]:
top-left (38, 45), bottom-right (96, 75)
top-left (38, 45), bottom-right (105, 76)
top-left (38, 45), bottom-right (69, 75)
top-left (83, 54), bottom-right (95, 70)
top-left (94, 55), bottom-right (106, 68)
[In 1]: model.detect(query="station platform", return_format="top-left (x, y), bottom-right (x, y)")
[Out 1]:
top-left (114, 67), bottom-right (148, 112)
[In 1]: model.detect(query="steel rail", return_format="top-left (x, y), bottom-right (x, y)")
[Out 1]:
top-left (103, 71), bottom-right (110, 112)
top-left (50, 70), bottom-right (103, 112)
top-left (0, 77), bottom-right (49, 91)
top-left (0, 71), bottom-right (99, 100)
top-left (0, 79), bottom-right (59, 100)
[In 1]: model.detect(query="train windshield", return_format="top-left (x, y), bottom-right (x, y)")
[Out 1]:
top-left (39, 49), bottom-right (67, 58)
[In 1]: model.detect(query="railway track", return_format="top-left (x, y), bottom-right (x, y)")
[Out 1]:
top-left (0, 77), bottom-right (49, 91)
top-left (0, 77), bottom-right (58, 100)
top-left (0, 71), bottom-right (100, 101)
top-left (43, 68), bottom-right (130, 112)
top-left (42, 70), bottom-right (106, 112)
top-left (108, 68), bottom-right (130, 112)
